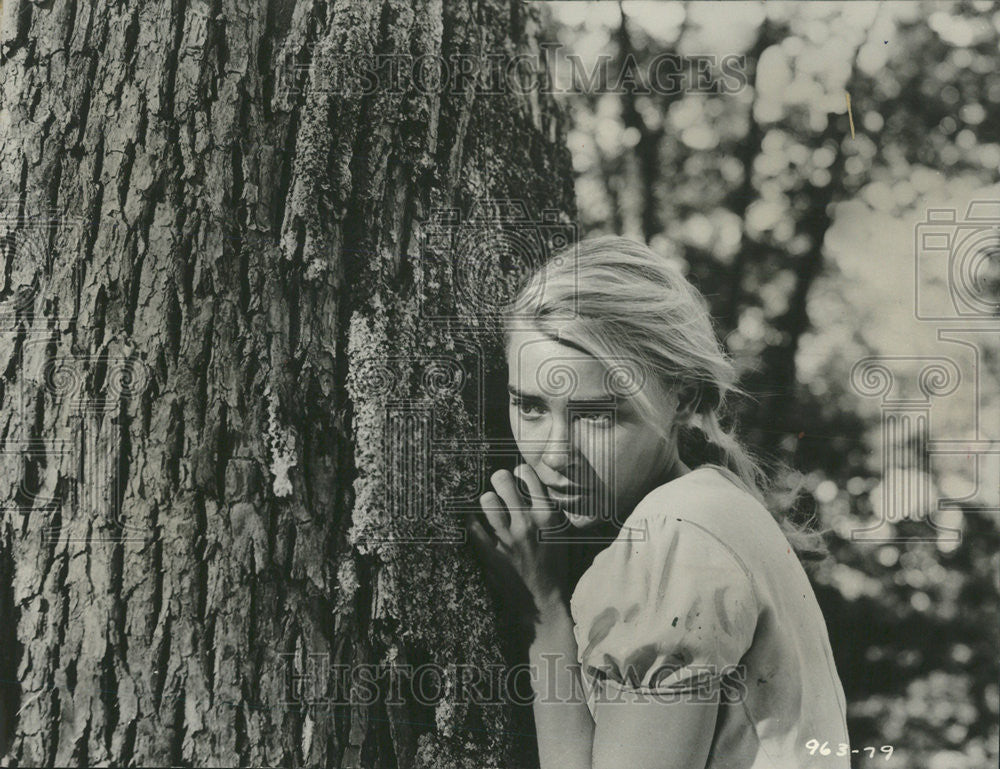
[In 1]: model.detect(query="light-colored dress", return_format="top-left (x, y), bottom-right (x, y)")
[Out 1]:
top-left (569, 465), bottom-right (850, 769)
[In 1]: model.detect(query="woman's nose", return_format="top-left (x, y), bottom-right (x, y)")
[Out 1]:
top-left (541, 418), bottom-right (572, 472)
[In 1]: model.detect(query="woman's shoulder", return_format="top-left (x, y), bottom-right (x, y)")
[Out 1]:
top-left (626, 464), bottom-right (780, 565)
top-left (630, 464), bottom-right (763, 526)
top-left (573, 486), bottom-right (759, 607)
top-left (574, 465), bottom-right (760, 582)
top-left (568, 479), bottom-right (761, 693)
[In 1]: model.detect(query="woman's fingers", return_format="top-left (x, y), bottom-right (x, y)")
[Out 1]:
top-left (513, 463), bottom-right (546, 501)
top-left (467, 516), bottom-right (492, 548)
top-left (466, 520), bottom-right (535, 616)
top-left (466, 520), bottom-right (507, 587)
top-left (467, 518), bottom-right (503, 560)
top-left (486, 465), bottom-right (562, 540)
top-left (490, 469), bottom-right (524, 510)
top-left (490, 470), bottom-right (529, 537)
top-left (479, 491), bottom-right (514, 546)
top-left (513, 464), bottom-right (560, 529)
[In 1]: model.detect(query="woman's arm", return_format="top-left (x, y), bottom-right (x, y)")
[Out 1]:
top-left (528, 595), bottom-right (594, 769)
top-left (529, 596), bottom-right (720, 769)
top-left (591, 689), bottom-right (719, 769)
top-left (529, 595), bottom-right (719, 769)
top-left (469, 465), bottom-right (721, 769)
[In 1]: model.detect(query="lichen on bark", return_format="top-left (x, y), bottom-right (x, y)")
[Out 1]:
top-left (0, 0), bottom-right (573, 767)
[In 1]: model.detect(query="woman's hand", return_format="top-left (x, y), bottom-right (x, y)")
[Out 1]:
top-left (467, 464), bottom-right (570, 623)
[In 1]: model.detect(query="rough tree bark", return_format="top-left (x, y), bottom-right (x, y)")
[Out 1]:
top-left (0, 0), bottom-right (574, 766)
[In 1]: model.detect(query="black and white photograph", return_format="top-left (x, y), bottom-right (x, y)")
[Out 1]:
top-left (0, 1), bottom-right (998, 767)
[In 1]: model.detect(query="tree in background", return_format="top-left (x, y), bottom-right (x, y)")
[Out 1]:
top-left (549, 1), bottom-right (999, 767)
top-left (0, 1), bottom-right (571, 766)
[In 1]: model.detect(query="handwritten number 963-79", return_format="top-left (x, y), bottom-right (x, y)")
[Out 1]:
top-left (804, 741), bottom-right (893, 760)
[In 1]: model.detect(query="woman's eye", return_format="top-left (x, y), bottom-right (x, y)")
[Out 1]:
top-left (512, 399), bottom-right (546, 419)
top-left (576, 411), bottom-right (613, 426)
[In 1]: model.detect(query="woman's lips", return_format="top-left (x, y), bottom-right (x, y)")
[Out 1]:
top-left (546, 487), bottom-right (583, 503)
top-left (564, 509), bottom-right (598, 526)
top-left (546, 487), bottom-right (602, 526)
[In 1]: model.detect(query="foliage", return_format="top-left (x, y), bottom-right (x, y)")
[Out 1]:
top-left (544, 2), bottom-right (1000, 767)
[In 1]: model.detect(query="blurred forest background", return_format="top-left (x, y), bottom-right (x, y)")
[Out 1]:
top-left (538, 2), bottom-right (999, 768)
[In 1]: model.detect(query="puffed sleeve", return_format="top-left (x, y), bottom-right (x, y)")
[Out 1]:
top-left (570, 516), bottom-right (759, 702)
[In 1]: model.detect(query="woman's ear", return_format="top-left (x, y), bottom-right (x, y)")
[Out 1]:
top-left (674, 384), bottom-right (701, 421)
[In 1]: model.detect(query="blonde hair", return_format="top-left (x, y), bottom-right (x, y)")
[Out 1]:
top-left (504, 235), bottom-right (825, 558)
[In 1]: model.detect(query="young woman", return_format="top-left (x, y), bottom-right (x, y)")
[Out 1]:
top-left (467, 236), bottom-right (850, 769)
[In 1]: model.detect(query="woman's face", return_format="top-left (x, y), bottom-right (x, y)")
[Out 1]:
top-left (506, 328), bottom-right (682, 528)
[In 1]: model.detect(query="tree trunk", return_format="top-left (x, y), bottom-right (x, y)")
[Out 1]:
top-left (0, 1), bottom-right (574, 767)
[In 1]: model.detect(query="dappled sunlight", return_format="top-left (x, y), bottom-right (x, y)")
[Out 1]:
top-left (546, 0), bottom-right (1000, 764)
